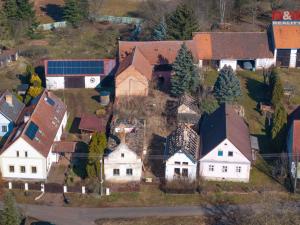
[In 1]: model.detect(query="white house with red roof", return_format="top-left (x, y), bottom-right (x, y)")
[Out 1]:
top-left (0, 90), bottom-right (67, 180)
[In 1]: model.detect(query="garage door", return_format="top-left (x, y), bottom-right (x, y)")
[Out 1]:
top-left (297, 50), bottom-right (300, 68)
top-left (276, 49), bottom-right (290, 67)
top-left (64, 76), bottom-right (85, 88)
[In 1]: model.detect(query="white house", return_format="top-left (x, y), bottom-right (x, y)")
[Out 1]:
top-left (199, 104), bottom-right (253, 182)
top-left (104, 143), bottom-right (142, 182)
top-left (0, 90), bottom-right (25, 138)
top-left (0, 90), bottom-right (67, 180)
top-left (164, 124), bottom-right (199, 181)
top-left (45, 59), bottom-right (116, 89)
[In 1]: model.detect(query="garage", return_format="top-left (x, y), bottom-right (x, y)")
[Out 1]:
top-left (276, 49), bottom-right (291, 67)
top-left (64, 76), bottom-right (85, 88)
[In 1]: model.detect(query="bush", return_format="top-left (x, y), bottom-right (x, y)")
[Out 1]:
top-left (96, 108), bottom-right (106, 117)
top-left (162, 179), bottom-right (197, 194)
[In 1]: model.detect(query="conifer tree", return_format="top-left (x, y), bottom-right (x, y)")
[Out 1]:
top-left (166, 3), bottom-right (199, 40)
top-left (170, 43), bottom-right (199, 96)
top-left (271, 103), bottom-right (287, 151)
top-left (0, 192), bottom-right (21, 225)
top-left (64, 0), bottom-right (88, 27)
top-left (152, 17), bottom-right (167, 41)
top-left (16, 0), bottom-right (36, 21)
top-left (270, 70), bottom-right (284, 106)
top-left (86, 132), bottom-right (107, 178)
top-left (3, 0), bottom-right (18, 19)
top-left (213, 66), bottom-right (242, 103)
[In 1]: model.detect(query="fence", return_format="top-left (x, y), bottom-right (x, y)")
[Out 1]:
top-left (38, 21), bottom-right (67, 31)
top-left (89, 15), bottom-right (143, 25)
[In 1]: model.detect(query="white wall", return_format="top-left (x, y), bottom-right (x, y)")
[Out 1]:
top-left (0, 138), bottom-right (47, 180)
top-left (104, 144), bottom-right (142, 182)
top-left (165, 152), bottom-right (197, 181)
top-left (290, 49), bottom-right (297, 68)
top-left (46, 77), bottom-right (64, 90)
top-left (255, 58), bottom-right (276, 69)
top-left (220, 60), bottom-right (237, 71)
top-left (84, 76), bottom-right (100, 88)
top-left (199, 139), bottom-right (251, 182)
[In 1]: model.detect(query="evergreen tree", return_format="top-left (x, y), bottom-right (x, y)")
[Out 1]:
top-left (64, 0), bottom-right (87, 27)
top-left (16, 0), bottom-right (35, 21)
top-left (270, 70), bottom-right (284, 106)
top-left (0, 192), bottom-right (21, 225)
top-left (213, 66), bottom-right (242, 103)
top-left (170, 43), bottom-right (199, 96)
top-left (4, 0), bottom-right (18, 19)
top-left (271, 103), bottom-right (287, 151)
top-left (86, 132), bottom-right (107, 178)
top-left (152, 17), bottom-right (167, 41)
top-left (166, 3), bottom-right (199, 40)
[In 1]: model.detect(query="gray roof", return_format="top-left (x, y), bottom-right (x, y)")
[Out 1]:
top-left (200, 103), bottom-right (252, 161)
top-left (0, 90), bottom-right (25, 123)
top-left (165, 124), bottom-right (200, 163)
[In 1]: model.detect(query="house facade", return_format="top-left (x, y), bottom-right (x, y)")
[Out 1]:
top-left (0, 90), bottom-right (67, 180)
top-left (0, 91), bottom-right (25, 138)
top-left (164, 124), bottom-right (199, 181)
top-left (199, 104), bottom-right (252, 182)
top-left (45, 59), bottom-right (116, 89)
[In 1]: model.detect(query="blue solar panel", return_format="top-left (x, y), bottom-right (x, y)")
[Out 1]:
top-left (25, 122), bottom-right (39, 140)
top-left (47, 60), bottom-right (104, 75)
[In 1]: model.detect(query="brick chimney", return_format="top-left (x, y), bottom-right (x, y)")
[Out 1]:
top-left (5, 94), bottom-right (13, 107)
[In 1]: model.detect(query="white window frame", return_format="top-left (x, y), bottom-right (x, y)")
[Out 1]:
top-left (236, 166), bottom-right (241, 173)
top-left (222, 166), bottom-right (228, 173)
top-left (209, 164), bottom-right (214, 172)
top-left (9, 165), bottom-right (14, 173)
top-left (126, 168), bottom-right (133, 176)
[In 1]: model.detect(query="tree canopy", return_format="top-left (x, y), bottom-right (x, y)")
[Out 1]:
top-left (64, 0), bottom-right (88, 27)
top-left (152, 17), bottom-right (167, 41)
top-left (271, 103), bottom-right (287, 152)
top-left (86, 132), bottom-right (107, 178)
top-left (166, 3), bottom-right (199, 40)
top-left (0, 192), bottom-right (21, 225)
top-left (213, 66), bottom-right (242, 103)
top-left (170, 43), bottom-right (199, 96)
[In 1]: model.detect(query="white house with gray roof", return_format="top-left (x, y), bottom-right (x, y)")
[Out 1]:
top-left (164, 124), bottom-right (199, 181)
top-left (0, 90), bottom-right (25, 138)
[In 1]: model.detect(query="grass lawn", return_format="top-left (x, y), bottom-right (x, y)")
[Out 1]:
top-left (100, 0), bottom-right (142, 17)
top-left (96, 216), bottom-right (207, 225)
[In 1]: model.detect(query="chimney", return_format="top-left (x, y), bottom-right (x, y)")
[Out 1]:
top-left (119, 126), bottom-right (126, 144)
top-left (5, 94), bottom-right (13, 107)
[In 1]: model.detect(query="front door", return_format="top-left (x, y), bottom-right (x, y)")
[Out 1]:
top-left (276, 49), bottom-right (291, 67)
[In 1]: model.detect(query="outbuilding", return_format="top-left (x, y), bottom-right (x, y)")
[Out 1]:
top-left (45, 59), bottom-right (116, 90)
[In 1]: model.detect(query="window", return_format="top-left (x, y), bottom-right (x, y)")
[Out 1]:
top-left (31, 166), bottom-right (37, 174)
top-left (121, 153), bottom-right (124, 158)
top-left (236, 166), bottom-right (241, 173)
top-left (228, 151), bottom-right (233, 157)
top-left (126, 168), bottom-right (133, 176)
top-left (175, 161), bottom-right (180, 165)
top-left (20, 166), bottom-right (26, 173)
top-left (222, 166), bottom-right (227, 173)
top-left (2, 125), bottom-right (7, 132)
top-left (209, 165), bottom-right (214, 172)
top-left (113, 169), bottom-right (120, 176)
top-left (218, 150), bottom-right (223, 156)
top-left (174, 168), bottom-right (180, 176)
top-left (182, 168), bottom-right (188, 177)
top-left (25, 151), bottom-right (28, 157)
top-left (16, 151), bottom-right (19, 157)
top-left (182, 162), bottom-right (188, 165)
top-left (9, 166), bottom-right (14, 173)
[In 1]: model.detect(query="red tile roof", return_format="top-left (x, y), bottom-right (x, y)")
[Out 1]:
top-left (119, 40), bottom-right (198, 65)
top-left (272, 25), bottom-right (300, 49)
top-left (79, 114), bottom-right (106, 133)
top-left (292, 120), bottom-right (300, 159)
top-left (3, 90), bottom-right (67, 157)
top-left (52, 141), bottom-right (76, 153)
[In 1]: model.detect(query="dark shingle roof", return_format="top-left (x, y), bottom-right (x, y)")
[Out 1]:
top-left (0, 90), bottom-right (25, 123)
top-left (200, 103), bottom-right (252, 161)
top-left (165, 124), bottom-right (200, 163)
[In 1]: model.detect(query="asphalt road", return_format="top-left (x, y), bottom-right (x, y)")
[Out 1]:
top-left (3, 202), bottom-right (300, 225)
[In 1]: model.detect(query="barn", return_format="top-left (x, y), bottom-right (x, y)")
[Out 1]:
top-left (45, 59), bottom-right (116, 90)
top-left (272, 11), bottom-right (300, 68)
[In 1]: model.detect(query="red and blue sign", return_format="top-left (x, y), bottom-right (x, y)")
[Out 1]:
top-left (272, 11), bottom-right (300, 21)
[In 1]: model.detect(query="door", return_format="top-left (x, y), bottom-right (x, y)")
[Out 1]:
top-left (276, 49), bottom-right (291, 67)
top-left (296, 50), bottom-right (300, 68)
top-left (64, 76), bottom-right (85, 88)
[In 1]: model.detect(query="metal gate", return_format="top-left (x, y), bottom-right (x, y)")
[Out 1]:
top-left (64, 76), bottom-right (85, 88)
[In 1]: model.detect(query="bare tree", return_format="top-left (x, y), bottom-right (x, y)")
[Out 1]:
top-left (219, 0), bottom-right (226, 24)
top-left (88, 0), bottom-right (104, 17)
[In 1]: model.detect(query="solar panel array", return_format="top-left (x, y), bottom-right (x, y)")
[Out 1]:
top-left (47, 60), bottom-right (104, 75)
top-left (25, 122), bottom-right (39, 140)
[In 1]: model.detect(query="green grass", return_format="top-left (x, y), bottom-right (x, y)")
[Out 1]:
top-left (203, 69), bottom-right (218, 87)
top-left (99, 0), bottom-right (141, 17)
